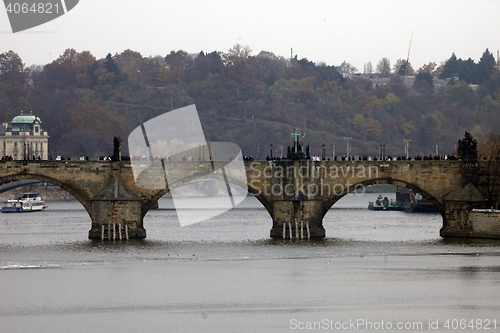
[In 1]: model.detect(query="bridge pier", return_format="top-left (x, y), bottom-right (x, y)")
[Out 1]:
top-left (440, 182), bottom-right (489, 238)
top-left (88, 200), bottom-right (146, 239)
top-left (270, 200), bottom-right (326, 238)
top-left (88, 178), bottom-right (146, 240)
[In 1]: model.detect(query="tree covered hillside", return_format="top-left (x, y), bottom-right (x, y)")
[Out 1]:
top-left (1, 46), bottom-right (499, 159)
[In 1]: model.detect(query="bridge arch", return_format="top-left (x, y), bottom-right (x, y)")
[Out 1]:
top-left (144, 173), bottom-right (258, 217)
top-left (0, 173), bottom-right (92, 215)
top-left (325, 177), bottom-right (445, 217)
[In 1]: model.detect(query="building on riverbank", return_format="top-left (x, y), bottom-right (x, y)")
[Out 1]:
top-left (0, 110), bottom-right (49, 160)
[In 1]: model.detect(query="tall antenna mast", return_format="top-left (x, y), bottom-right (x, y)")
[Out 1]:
top-left (405, 32), bottom-right (413, 76)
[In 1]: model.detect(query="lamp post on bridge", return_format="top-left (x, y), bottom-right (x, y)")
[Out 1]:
top-left (404, 139), bottom-right (412, 159)
top-left (270, 144), bottom-right (273, 159)
top-left (343, 137), bottom-right (352, 160)
top-left (379, 143), bottom-right (386, 161)
top-left (321, 144), bottom-right (326, 160)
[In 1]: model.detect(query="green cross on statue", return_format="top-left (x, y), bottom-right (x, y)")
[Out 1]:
top-left (291, 129), bottom-right (302, 143)
top-left (291, 129), bottom-right (304, 153)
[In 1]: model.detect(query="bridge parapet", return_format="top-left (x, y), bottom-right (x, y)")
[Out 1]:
top-left (245, 160), bottom-right (465, 238)
top-left (0, 159), bottom-right (498, 240)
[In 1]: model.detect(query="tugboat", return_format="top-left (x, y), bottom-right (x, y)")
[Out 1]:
top-left (396, 186), bottom-right (439, 213)
top-left (1, 193), bottom-right (47, 213)
top-left (368, 194), bottom-right (400, 211)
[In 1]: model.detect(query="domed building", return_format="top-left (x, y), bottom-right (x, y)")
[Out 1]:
top-left (0, 110), bottom-right (49, 160)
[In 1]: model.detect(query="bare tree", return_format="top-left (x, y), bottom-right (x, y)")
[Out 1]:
top-left (339, 61), bottom-right (357, 79)
top-left (376, 58), bottom-right (391, 78)
top-left (363, 62), bottom-right (373, 75)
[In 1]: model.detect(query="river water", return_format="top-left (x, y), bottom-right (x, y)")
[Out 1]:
top-left (0, 193), bottom-right (499, 332)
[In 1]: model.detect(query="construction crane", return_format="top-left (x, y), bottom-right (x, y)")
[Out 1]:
top-left (404, 32), bottom-right (413, 76)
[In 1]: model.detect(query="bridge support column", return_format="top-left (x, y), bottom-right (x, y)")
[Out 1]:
top-left (270, 200), bottom-right (325, 238)
top-left (88, 200), bottom-right (146, 239)
top-left (440, 182), bottom-right (489, 238)
top-left (88, 178), bottom-right (146, 240)
top-left (441, 201), bottom-right (475, 238)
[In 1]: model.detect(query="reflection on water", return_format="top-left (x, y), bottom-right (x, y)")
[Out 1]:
top-left (1, 193), bottom-right (500, 333)
top-left (1, 193), bottom-right (499, 266)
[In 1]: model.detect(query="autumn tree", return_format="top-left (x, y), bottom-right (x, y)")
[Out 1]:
top-left (41, 49), bottom-right (96, 89)
top-left (255, 51), bottom-right (287, 86)
top-left (61, 100), bottom-right (131, 157)
top-left (0, 51), bottom-right (26, 122)
top-left (75, 51), bottom-right (96, 88)
top-left (0, 50), bottom-right (24, 84)
top-left (224, 44), bottom-right (261, 88)
top-left (164, 50), bottom-right (190, 85)
top-left (418, 62), bottom-right (437, 77)
top-left (114, 49), bottom-right (143, 85)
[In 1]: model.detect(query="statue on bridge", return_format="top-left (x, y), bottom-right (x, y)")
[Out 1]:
top-left (457, 131), bottom-right (478, 163)
top-left (286, 129), bottom-right (308, 160)
top-left (112, 136), bottom-right (123, 162)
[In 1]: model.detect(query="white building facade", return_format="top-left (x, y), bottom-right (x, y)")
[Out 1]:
top-left (0, 111), bottom-right (50, 160)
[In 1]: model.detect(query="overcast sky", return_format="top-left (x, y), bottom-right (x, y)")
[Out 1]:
top-left (1, 0), bottom-right (499, 72)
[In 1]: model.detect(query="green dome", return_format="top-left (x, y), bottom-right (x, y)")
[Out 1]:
top-left (10, 111), bottom-right (43, 132)
top-left (12, 112), bottom-right (41, 124)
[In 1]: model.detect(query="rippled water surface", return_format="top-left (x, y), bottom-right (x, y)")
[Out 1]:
top-left (1, 193), bottom-right (499, 332)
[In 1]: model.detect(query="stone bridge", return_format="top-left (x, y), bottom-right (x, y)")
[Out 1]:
top-left (0, 159), bottom-right (498, 240)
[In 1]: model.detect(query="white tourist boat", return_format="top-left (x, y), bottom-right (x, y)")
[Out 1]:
top-left (1, 192), bottom-right (47, 213)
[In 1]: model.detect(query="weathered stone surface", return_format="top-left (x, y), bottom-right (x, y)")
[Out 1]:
top-left (469, 210), bottom-right (500, 238)
top-left (0, 159), bottom-right (499, 240)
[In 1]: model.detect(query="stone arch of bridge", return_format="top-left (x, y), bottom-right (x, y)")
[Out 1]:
top-left (144, 174), bottom-right (263, 217)
top-left (324, 177), bottom-right (445, 218)
top-left (0, 173), bottom-right (92, 215)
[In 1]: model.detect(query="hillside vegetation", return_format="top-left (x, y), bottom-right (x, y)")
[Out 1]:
top-left (1, 46), bottom-right (499, 159)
